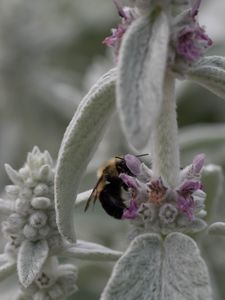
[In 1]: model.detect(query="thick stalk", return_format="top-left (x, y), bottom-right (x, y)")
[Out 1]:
top-left (151, 72), bottom-right (180, 187)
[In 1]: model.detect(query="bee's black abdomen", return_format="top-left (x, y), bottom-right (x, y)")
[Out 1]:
top-left (99, 177), bottom-right (126, 219)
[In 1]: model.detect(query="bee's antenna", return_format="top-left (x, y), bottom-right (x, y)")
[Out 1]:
top-left (115, 154), bottom-right (149, 159)
top-left (135, 153), bottom-right (149, 158)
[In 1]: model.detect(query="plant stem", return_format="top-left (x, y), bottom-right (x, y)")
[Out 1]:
top-left (151, 72), bottom-right (180, 187)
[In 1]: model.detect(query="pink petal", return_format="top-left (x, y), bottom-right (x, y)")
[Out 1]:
top-left (124, 154), bottom-right (141, 176)
top-left (119, 173), bottom-right (138, 189)
top-left (179, 180), bottom-right (201, 194)
top-left (192, 153), bottom-right (205, 174)
top-left (177, 195), bottom-right (195, 220)
top-left (122, 201), bottom-right (138, 219)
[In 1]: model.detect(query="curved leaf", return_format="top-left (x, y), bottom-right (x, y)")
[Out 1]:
top-left (101, 233), bottom-right (212, 300)
top-left (163, 232), bottom-right (212, 300)
top-left (187, 56), bottom-right (225, 100)
top-left (0, 254), bottom-right (16, 281)
top-left (63, 240), bottom-right (122, 261)
top-left (18, 240), bottom-right (49, 288)
top-left (55, 68), bottom-right (116, 242)
top-left (117, 11), bottom-right (169, 149)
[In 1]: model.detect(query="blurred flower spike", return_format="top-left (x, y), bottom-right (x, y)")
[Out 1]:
top-left (120, 154), bottom-right (207, 236)
top-left (0, 147), bottom-right (122, 299)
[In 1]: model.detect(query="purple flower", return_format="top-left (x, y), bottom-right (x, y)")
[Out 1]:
top-left (176, 179), bottom-right (201, 219)
top-left (177, 195), bottom-right (195, 220)
top-left (122, 200), bottom-right (138, 219)
top-left (119, 173), bottom-right (138, 190)
top-left (174, 0), bottom-right (212, 63)
top-left (103, 2), bottom-right (136, 55)
top-left (176, 25), bottom-right (212, 62)
top-left (124, 154), bottom-right (141, 176)
top-left (192, 153), bottom-right (205, 174)
top-left (178, 180), bottom-right (202, 195)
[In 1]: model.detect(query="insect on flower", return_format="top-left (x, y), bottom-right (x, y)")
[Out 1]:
top-left (84, 154), bottom-right (148, 219)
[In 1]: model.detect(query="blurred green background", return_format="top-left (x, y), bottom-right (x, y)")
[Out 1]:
top-left (1, 0), bottom-right (225, 299)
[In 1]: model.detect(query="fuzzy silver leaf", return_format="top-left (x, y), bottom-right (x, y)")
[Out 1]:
top-left (187, 56), bottom-right (225, 100)
top-left (63, 240), bottom-right (122, 261)
top-left (101, 233), bottom-right (212, 300)
top-left (55, 68), bottom-right (116, 242)
top-left (17, 240), bottom-right (49, 288)
top-left (101, 233), bottom-right (162, 299)
top-left (117, 11), bottom-right (169, 149)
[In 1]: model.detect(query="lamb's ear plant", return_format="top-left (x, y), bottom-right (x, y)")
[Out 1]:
top-left (2, 0), bottom-right (225, 299)
top-left (55, 0), bottom-right (225, 299)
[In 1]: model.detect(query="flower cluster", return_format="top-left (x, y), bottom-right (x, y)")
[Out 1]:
top-left (104, 0), bottom-right (212, 68)
top-left (170, 0), bottom-right (212, 70)
top-left (2, 146), bottom-right (63, 257)
top-left (119, 154), bottom-right (207, 236)
top-left (19, 258), bottom-right (78, 300)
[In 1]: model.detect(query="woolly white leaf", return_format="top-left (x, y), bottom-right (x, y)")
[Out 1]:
top-left (163, 232), bottom-right (212, 300)
top-left (55, 68), bottom-right (116, 242)
top-left (208, 222), bottom-right (225, 236)
top-left (4, 164), bottom-right (23, 186)
top-left (187, 56), bottom-right (225, 100)
top-left (101, 233), bottom-right (162, 299)
top-left (0, 254), bottom-right (16, 281)
top-left (75, 189), bottom-right (92, 207)
top-left (18, 240), bottom-right (49, 288)
top-left (63, 240), bottom-right (122, 261)
top-left (117, 11), bottom-right (169, 149)
top-left (101, 233), bottom-right (212, 300)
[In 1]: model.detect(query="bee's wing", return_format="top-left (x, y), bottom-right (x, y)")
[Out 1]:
top-left (84, 176), bottom-right (103, 212)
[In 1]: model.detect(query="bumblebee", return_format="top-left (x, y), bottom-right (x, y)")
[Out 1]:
top-left (84, 154), bottom-right (147, 219)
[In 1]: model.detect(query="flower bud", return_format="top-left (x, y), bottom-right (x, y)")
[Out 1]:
top-left (23, 224), bottom-right (38, 241)
top-left (31, 197), bottom-right (51, 209)
top-left (15, 198), bottom-right (31, 215)
top-left (7, 213), bottom-right (26, 229)
top-left (159, 203), bottom-right (178, 224)
top-left (29, 211), bottom-right (48, 228)
top-left (34, 183), bottom-right (49, 196)
top-left (19, 187), bottom-right (32, 199)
